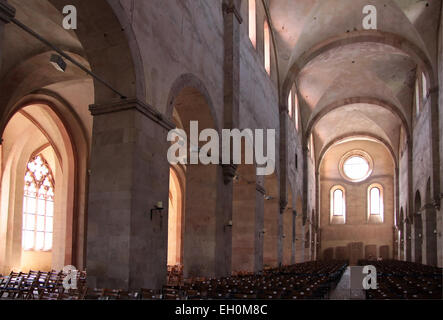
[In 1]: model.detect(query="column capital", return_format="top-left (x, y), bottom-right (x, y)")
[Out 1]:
top-left (0, 1), bottom-right (15, 24)
top-left (89, 98), bottom-right (175, 131)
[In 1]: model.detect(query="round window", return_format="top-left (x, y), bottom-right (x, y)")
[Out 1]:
top-left (339, 151), bottom-right (373, 182)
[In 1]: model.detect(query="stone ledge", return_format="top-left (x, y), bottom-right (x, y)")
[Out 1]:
top-left (0, 1), bottom-right (15, 24)
top-left (89, 98), bottom-right (175, 131)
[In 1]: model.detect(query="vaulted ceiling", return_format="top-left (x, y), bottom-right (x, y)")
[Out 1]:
top-left (269, 0), bottom-right (441, 163)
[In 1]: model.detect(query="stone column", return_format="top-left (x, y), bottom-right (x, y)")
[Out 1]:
top-left (254, 178), bottom-right (265, 272)
top-left (0, 0), bottom-right (15, 71)
top-left (86, 99), bottom-right (174, 290)
top-left (215, 164), bottom-right (236, 278)
top-left (300, 221), bottom-right (305, 262)
top-left (405, 220), bottom-right (412, 261)
top-left (221, 0), bottom-right (242, 276)
top-left (439, 7), bottom-right (443, 268)
top-left (291, 210), bottom-right (296, 264)
top-left (277, 203), bottom-right (284, 266)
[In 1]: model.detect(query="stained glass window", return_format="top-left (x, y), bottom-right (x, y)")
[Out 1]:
top-left (22, 155), bottom-right (54, 251)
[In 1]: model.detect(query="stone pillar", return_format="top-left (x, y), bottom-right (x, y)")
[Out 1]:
top-left (86, 99), bottom-right (174, 290)
top-left (300, 222), bottom-right (305, 262)
top-left (412, 212), bottom-right (423, 263)
top-left (439, 6), bottom-right (443, 268)
top-left (255, 178), bottom-right (265, 272)
top-left (423, 203), bottom-right (438, 266)
top-left (437, 206), bottom-right (442, 267)
top-left (291, 210), bottom-right (296, 264)
top-left (0, 0), bottom-right (15, 70)
top-left (277, 203), bottom-right (284, 266)
top-left (222, 0), bottom-right (241, 276)
top-left (216, 165), bottom-right (235, 278)
top-left (405, 220), bottom-right (412, 261)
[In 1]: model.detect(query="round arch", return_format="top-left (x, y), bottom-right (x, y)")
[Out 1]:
top-left (282, 30), bottom-right (436, 102)
top-left (166, 73), bottom-right (220, 132)
top-left (317, 133), bottom-right (398, 173)
top-left (0, 95), bottom-right (88, 273)
top-left (305, 98), bottom-right (411, 143)
top-left (47, 0), bottom-right (146, 104)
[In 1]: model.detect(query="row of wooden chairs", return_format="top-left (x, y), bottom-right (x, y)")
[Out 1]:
top-left (0, 270), bottom-right (87, 300)
top-left (159, 261), bottom-right (348, 300)
top-left (0, 261), bottom-right (348, 300)
top-left (358, 260), bottom-right (442, 300)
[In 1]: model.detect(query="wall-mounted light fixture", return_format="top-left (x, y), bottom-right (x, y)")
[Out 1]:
top-left (434, 229), bottom-right (437, 234)
top-left (224, 220), bottom-right (233, 231)
top-left (418, 233), bottom-right (422, 238)
top-left (50, 54), bottom-right (67, 72)
top-left (150, 201), bottom-right (164, 220)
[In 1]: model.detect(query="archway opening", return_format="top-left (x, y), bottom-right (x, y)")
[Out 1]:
top-left (167, 167), bottom-right (184, 267)
top-left (0, 103), bottom-right (78, 274)
top-left (169, 84), bottom-right (220, 279)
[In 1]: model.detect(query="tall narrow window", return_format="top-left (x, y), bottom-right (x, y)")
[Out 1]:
top-left (288, 90), bottom-right (293, 118)
top-left (422, 72), bottom-right (427, 101)
top-left (22, 155), bottom-right (54, 251)
top-left (294, 92), bottom-right (299, 132)
top-left (333, 189), bottom-right (344, 216)
top-left (248, 0), bottom-right (256, 48)
top-left (310, 133), bottom-right (314, 161)
top-left (415, 79), bottom-right (420, 116)
top-left (330, 186), bottom-right (345, 217)
top-left (264, 20), bottom-right (271, 75)
top-left (368, 184), bottom-right (383, 217)
top-left (370, 188), bottom-right (380, 214)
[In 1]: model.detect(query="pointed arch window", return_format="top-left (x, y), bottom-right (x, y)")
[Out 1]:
top-left (22, 155), bottom-right (54, 251)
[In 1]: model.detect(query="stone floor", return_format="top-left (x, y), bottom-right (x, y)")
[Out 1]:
top-left (329, 267), bottom-right (366, 300)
